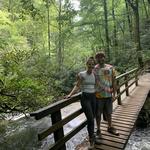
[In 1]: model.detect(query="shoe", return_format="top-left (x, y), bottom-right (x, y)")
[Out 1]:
top-left (96, 129), bottom-right (101, 139)
top-left (88, 137), bottom-right (95, 149)
top-left (88, 141), bottom-right (94, 149)
top-left (107, 127), bottom-right (119, 136)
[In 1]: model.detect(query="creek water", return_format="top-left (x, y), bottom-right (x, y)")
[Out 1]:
top-left (0, 102), bottom-right (88, 150)
top-left (125, 127), bottom-right (150, 150)
top-left (0, 115), bottom-right (87, 150)
top-left (125, 95), bottom-right (150, 150)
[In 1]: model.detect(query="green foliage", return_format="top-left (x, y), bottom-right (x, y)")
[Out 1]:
top-left (0, 0), bottom-right (150, 116)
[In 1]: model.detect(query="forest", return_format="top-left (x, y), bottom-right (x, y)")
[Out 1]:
top-left (0, 0), bottom-right (150, 118)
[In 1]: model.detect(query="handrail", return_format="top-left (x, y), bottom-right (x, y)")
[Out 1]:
top-left (30, 93), bottom-right (81, 120)
top-left (116, 68), bottom-right (138, 80)
top-left (38, 108), bottom-right (83, 140)
top-left (30, 67), bottom-right (141, 150)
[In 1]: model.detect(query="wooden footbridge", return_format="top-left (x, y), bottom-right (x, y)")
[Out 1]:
top-left (30, 65), bottom-right (150, 150)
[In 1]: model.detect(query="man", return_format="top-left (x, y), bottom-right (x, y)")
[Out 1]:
top-left (93, 52), bottom-right (119, 138)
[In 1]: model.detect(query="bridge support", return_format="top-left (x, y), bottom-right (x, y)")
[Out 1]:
top-left (51, 110), bottom-right (66, 150)
top-left (117, 80), bottom-right (122, 105)
top-left (125, 75), bottom-right (129, 96)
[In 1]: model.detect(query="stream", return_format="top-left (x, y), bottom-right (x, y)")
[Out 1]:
top-left (125, 127), bottom-right (150, 150)
top-left (0, 115), bottom-right (87, 150)
top-left (125, 94), bottom-right (150, 150)
top-left (0, 102), bottom-right (87, 150)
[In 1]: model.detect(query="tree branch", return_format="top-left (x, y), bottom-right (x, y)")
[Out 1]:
top-left (0, 91), bottom-right (17, 99)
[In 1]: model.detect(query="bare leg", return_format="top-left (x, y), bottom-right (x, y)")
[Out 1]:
top-left (107, 114), bottom-right (112, 128)
top-left (107, 114), bottom-right (119, 135)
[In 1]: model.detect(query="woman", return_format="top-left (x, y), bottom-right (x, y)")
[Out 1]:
top-left (66, 58), bottom-right (96, 149)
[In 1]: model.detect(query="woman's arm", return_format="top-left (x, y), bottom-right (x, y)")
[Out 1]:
top-left (66, 74), bottom-right (81, 98)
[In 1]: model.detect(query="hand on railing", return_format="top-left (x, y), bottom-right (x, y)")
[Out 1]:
top-left (112, 94), bottom-right (116, 101)
top-left (112, 89), bottom-right (117, 101)
top-left (64, 95), bottom-right (71, 99)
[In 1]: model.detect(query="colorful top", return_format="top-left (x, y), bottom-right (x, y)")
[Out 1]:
top-left (78, 71), bottom-right (95, 93)
top-left (94, 64), bottom-right (115, 98)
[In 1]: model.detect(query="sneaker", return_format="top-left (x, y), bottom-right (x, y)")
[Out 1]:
top-left (96, 129), bottom-right (101, 139)
top-left (107, 127), bottom-right (119, 136)
top-left (88, 138), bottom-right (95, 150)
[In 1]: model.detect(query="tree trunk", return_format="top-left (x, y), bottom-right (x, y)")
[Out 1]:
top-left (103, 0), bottom-right (110, 61)
top-left (46, 0), bottom-right (51, 58)
top-left (126, 0), bottom-right (143, 67)
top-left (112, 0), bottom-right (118, 46)
top-left (142, 0), bottom-right (149, 18)
top-left (134, 0), bottom-right (143, 67)
top-left (125, 0), bottom-right (133, 40)
top-left (8, 0), bottom-right (14, 21)
top-left (58, 0), bottom-right (63, 69)
top-left (148, 0), bottom-right (150, 16)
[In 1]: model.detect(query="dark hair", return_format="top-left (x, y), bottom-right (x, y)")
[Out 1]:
top-left (89, 56), bottom-right (94, 60)
top-left (86, 56), bottom-right (96, 65)
top-left (95, 52), bottom-right (105, 59)
top-left (86, 57), bottom-right (95, 64)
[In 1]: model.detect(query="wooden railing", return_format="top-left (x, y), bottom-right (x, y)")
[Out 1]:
top-left (30, 68), bottom-right (140, 150)
top-left (115, 68), bottom-right (139, 105)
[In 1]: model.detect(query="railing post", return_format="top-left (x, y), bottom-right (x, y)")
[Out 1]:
top-left (125, 74), bottom-right (129, 96)
top-left (51, 110), bottom-right (66, 150)
top-left (117, 80), bottom-right (121, 105)
top-left (135, 69), bottom-right (138, 86)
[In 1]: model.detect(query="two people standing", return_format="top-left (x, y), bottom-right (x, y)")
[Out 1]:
top-left (66, 52), bottom-right (119, 149)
